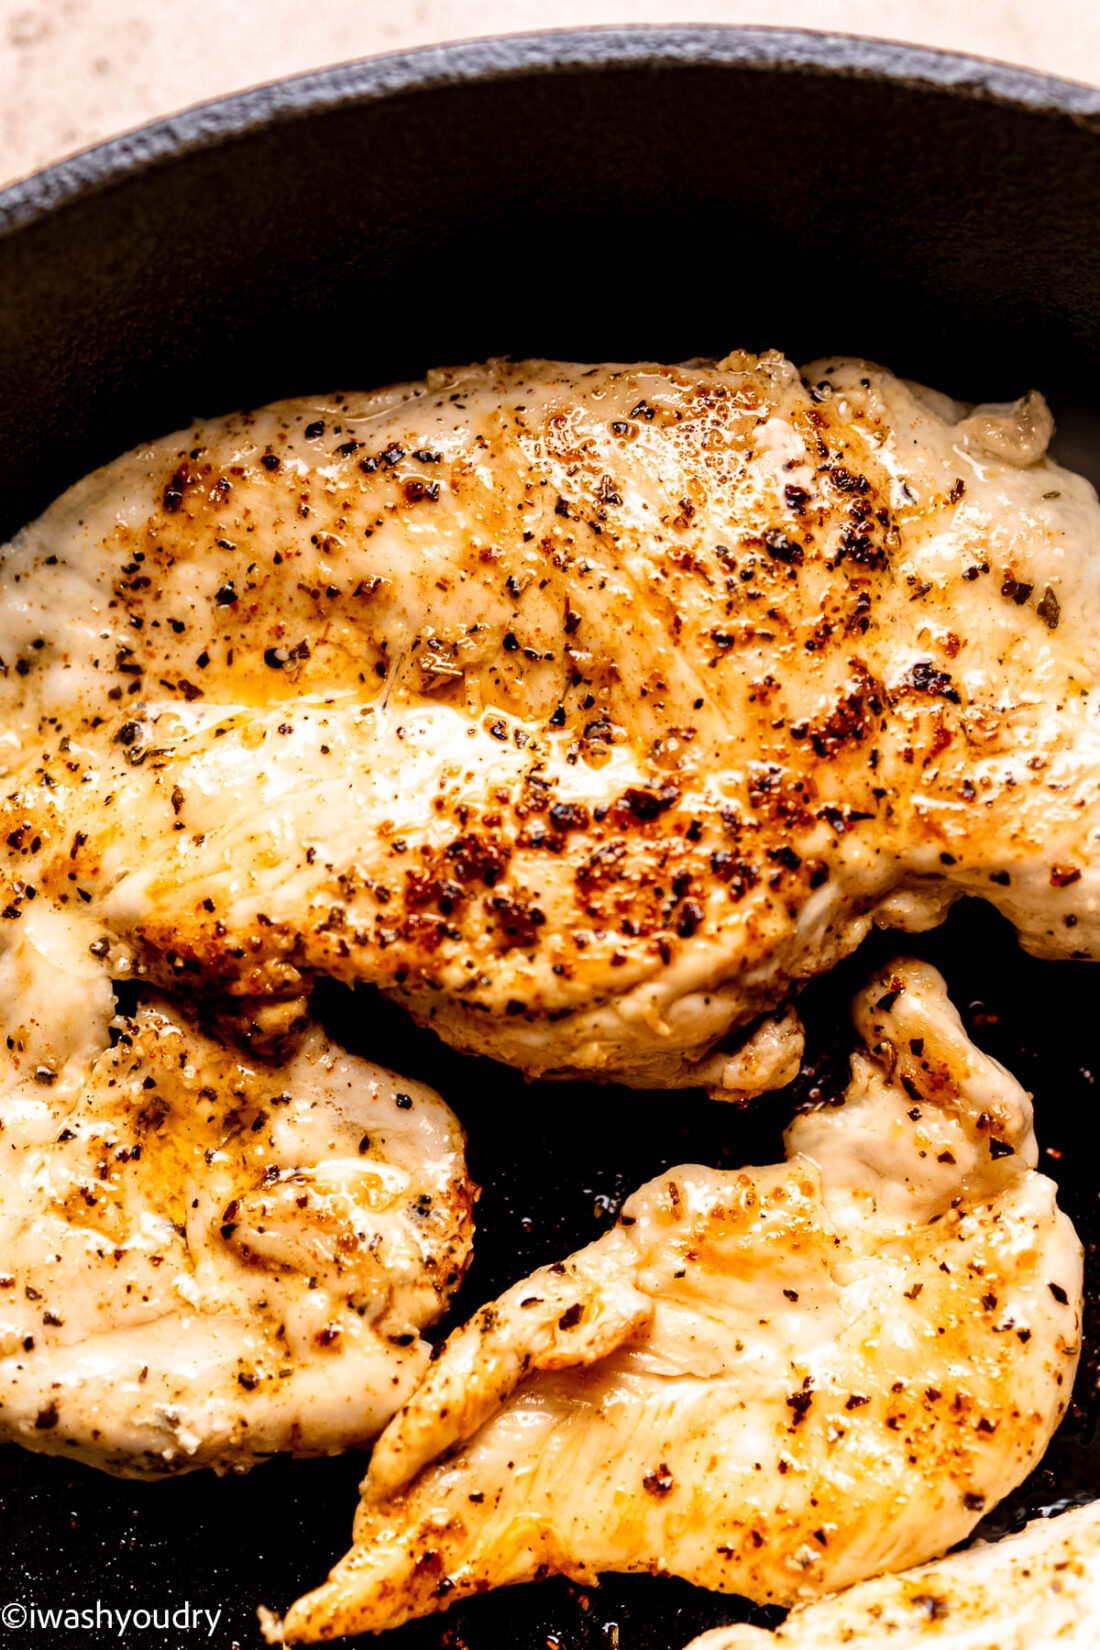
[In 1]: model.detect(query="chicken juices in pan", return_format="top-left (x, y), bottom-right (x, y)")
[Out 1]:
top-left (262, 960), bottom-right (1082, 1641)
top-left (2, 354), bottom-right (1100, 1091)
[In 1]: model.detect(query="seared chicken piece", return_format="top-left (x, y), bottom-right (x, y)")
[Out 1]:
top-left (0, 906), bottom-right (474, 1475)
top-left (684, 1500), bottom-right (1100, 1650)
top-left (1, 354), bottom-right (1099, 1087)
top-left (262, 960), bottom-right (1082, 1641)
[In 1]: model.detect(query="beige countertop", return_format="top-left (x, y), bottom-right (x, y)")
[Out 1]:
top-left (1, 0), bottom-right (1098, 190)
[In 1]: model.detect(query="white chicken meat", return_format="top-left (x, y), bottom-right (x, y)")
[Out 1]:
top-left (683, 1499), bottom-right (1100, 1650)
top-left (261, 958), bottom-right (1082, 1641)
top-left (2, 355), bottom-right (1100, 1089)
top-left (0, 905), bottom-right (474, 1475)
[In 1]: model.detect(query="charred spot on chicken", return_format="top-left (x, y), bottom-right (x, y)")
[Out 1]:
top-left (2, 352), bottom-right (1100, 1093)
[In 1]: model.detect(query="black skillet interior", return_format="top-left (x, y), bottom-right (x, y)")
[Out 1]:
top-left (2, 26), bottom-right (1100, 1649)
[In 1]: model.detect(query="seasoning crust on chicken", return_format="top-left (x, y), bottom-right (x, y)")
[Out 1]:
top-left (683, 1499), bottom-right (1100, 1650)
top-left (261, 959), bottom-right (1082, 1642)
top-left (2, 354), bottom-right (1100, 1088)
top-left (0, 906), bottom-right (474, 1476)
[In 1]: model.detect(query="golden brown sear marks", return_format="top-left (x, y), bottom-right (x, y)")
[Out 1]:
top-left (2, 351), bottom-right (1098, 1088)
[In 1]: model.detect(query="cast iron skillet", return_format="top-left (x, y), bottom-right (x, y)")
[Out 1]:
top-left (2, 27), bottom-right (1100, 1650)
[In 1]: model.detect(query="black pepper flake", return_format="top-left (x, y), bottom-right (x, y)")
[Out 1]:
top-left (1048, 1281), bottom-right (1070, 1304)
top-left (1037, 586), bottom-right (1061, 629)
top-left (584, 718), bottom-right (614, 743)
top-left (677, 899), bottom-right (704, 939)
top-left (763, 529), bottom-right (804, 567)
top-left (214, 583), bottom-right (237, 605)
top-left (260, 453), bottom-right (281, 472)
top-left (404, 477), bottom-right (440, 504)
top-left (162, 469), bottom-right (188, 512)
top-left (786, 1380), bottom-right (814, 1425)
top-left (902, 659), bottom-right (960, 704)
top-left (612, 785), bottom-right (679, 824)
top-left (642, 1463), bottom-right (675, 1496)
top-left (549, 802), bottom-right (590, 832)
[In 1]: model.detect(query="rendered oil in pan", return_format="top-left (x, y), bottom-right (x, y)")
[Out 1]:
top-left (2, 898), bottom-right (1098, 1649)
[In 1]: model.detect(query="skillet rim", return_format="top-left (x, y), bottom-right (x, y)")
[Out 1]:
top-left (3, 22), bottom-right (1100, 236)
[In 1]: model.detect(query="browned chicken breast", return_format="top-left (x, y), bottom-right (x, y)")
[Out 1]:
top-left (261, 960), bottom-right (1082, 1641)
top-left (1, 353), bottom-right (1098, 1089)
top-left (0, 906), bottom-right (474, 1475)
top-left (683, 1499), bottom-right (1100, 1650)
